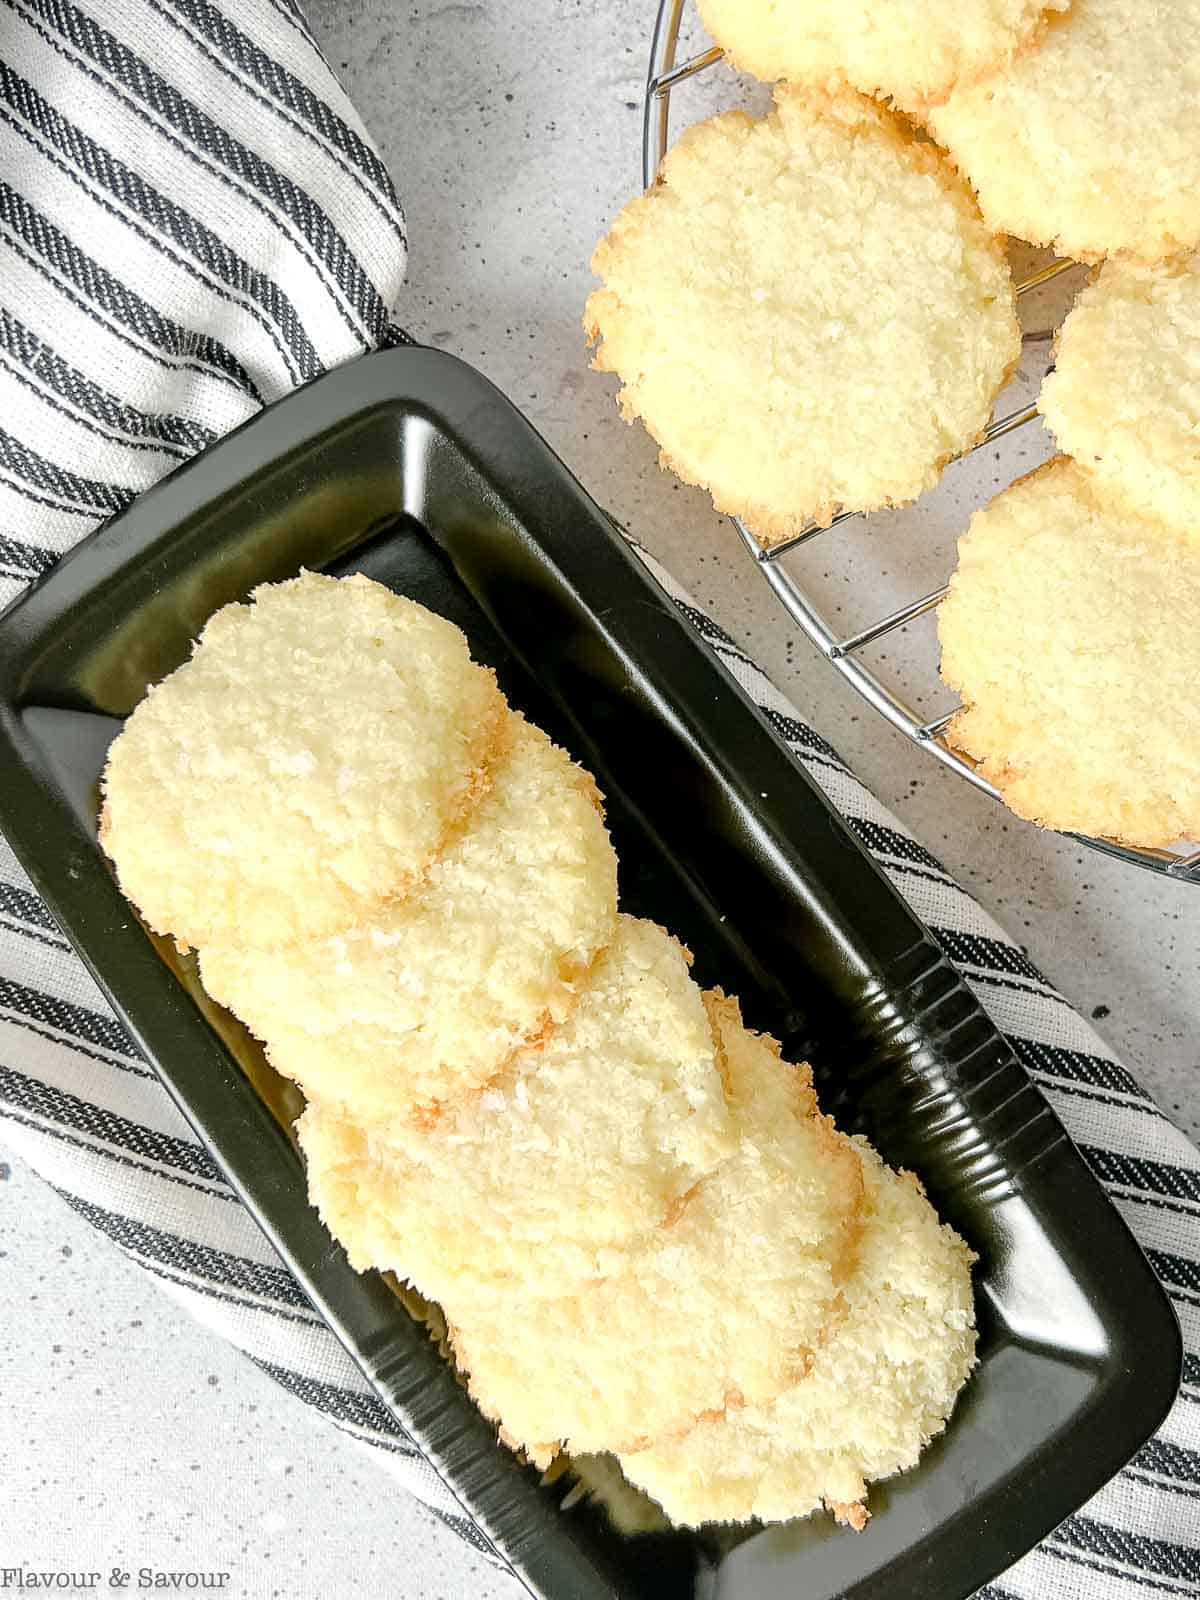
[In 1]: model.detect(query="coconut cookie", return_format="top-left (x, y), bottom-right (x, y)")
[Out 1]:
top-left (1040, 257), bottom-right (1200, 533)
top-left (928, 0), bottom-right (1200, 261)
top-left (696, 0), bottom-right (1067, 110)
top-left (619, 1142), bottom-right (976, 1528)
top-left (101, 572), bottom-right (506, 952)
top-left (446, 995), bottom-right (865, 1465)
top-left (939, 458), bottom-right (1200, 845)
top-left (200, 714), bottom-right (619, 1124)
top-left (586, 87), bottom-right (1019, 545)
top-left (296, 917), bottom-right (736, 1310)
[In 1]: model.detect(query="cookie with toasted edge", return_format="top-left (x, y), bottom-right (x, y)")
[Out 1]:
top-left (446, 993), bottom-right (865, 1465)
top-left (928, 0), bottom-right (1200, 262)
top-left (938, 458), bottom-right (1200, 845)
top-left (619, 1141), bottom-right (976, 1528)
top-left (697, 0), bottom-right (1068, 110)
top-left (200, 713), bottom-right (619, 1124)
top-left (295, 916), bottom-right (736, 1314)
top-left (101, 572), bottom-right (507, 952)
top-left (585, 86), bottom-right (1019, 545)
top-left (1040, 257), bottom-right (1200, 533)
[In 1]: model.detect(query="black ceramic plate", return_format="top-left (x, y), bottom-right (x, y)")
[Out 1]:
top-left (0, 347), bottom-right (1180, 1600)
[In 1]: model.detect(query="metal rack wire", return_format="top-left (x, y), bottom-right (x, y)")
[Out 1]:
top-left (642, 0), bottom-right (1200, 884)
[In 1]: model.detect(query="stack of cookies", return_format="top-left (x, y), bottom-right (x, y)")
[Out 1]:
top-left (101, 571), bottom-right (976, 1530)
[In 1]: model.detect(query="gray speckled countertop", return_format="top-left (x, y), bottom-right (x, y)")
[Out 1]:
top-left (3, 3), bottom-right (1197, 1595)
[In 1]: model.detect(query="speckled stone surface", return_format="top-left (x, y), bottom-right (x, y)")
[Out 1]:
top-left (3, 2), bottom-right (1197, 1594)
top-left (0, 1153), bottom-right (522, 1598)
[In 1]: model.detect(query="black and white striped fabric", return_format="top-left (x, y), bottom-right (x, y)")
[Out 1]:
top-left (0, 3), bottom-right (1195, 1594)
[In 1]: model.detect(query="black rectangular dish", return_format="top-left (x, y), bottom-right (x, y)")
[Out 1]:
top-left (0, 346), bottom-right (1181, 1600)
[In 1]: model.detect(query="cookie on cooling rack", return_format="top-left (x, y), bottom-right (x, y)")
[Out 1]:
top-left (927, 0), bottom-right (1200, 261)
top-left (1040, 257), bottom-right (1200, 533)
top-left (696, 0), bottom-right (1067, 109)
top-left (585, 86), bottom-right (1019, 547)
top-left (938, 458), bottom-right (1200, 846)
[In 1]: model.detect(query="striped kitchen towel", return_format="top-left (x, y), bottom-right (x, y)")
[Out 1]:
top-left (0, 3), bottom-right (1196, 1596)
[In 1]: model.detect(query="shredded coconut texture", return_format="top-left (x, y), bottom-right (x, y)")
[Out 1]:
top-left (586, 86), bottom-right (1019, 544)
top-left (619, 1142), bottom-right (976, 1528)
top-left (697, 0), bottom-right (1067, 109)
top-left (928, 0), bottom-right (1200, 261)
top-left (200, 714), bottom-right (619, 1123)
top-left (939, 458), bottom-right (1200, 845)
top-left (101, 571), bottom-right (506, 951)
top-left (446, 994), bottom-right (865, 1463)
top-left (1040, 257), bottom-right (1200, 533)
top-left (296, 917), bottom-right (736, 1315)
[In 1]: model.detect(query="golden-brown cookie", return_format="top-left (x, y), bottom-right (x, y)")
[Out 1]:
top-left (619, 1142), bottom-right (976, 1527)
top-left (101, 573), bottom-right (506, 951)
top-left (445, 994), bottom-right (865, 1464)
top-left (586, 86), bottom-right (1019, 545)
top-left (928, 0), bottom-right (1200, 261)
top-left (296, 917), bottom-right (736, 1310)
top-left (938, 458), bottom-right (1200, 845)
top-left (200, 713), bottom-right (619, 1124)
top-left (697, 0), bottom-right (1067, 109)
top-left (1040, 257), bottom-right (1200, 532)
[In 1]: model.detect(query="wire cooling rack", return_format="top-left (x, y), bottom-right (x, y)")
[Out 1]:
top-left (641, 0), bottom-right (1200, 884)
